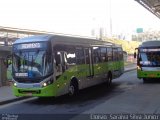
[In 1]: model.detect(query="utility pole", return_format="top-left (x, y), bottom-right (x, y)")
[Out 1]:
top-left (109, 0), bottom-right (112, 37)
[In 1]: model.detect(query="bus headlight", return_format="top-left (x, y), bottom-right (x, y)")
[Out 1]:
top-left (14, 82), bottom-right (17, 87)
top-left (137, 66), bottom-right (141, 70)
top-left (43, 83), bottom-right (47, 87)
top-left (42, 79), bottom-right (53, 87)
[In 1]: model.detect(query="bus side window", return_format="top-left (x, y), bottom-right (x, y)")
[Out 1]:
top-left (107, 47), bottom-right (113, 61)
top-left (55, 52), bottom-right (61, 65)
top-left (55, 52), bottom-right (62, 75)
top-left (100, 47), bottom-right (107, 62)
top-left (118, 47), bottom-right (123, 60)
top-left (113, 48), bottom-right (118, 61)
top-left (62, 52), bottom-right (68, 71)
top-left (76, 48), bottom-right (85, 64)
top-left (67, 53), bottom-right (76, 65)
top-left (56, 51), bottom-right (69, 72)
top-left (85, 48), bottom-right (90, 64)
top-left (93, 47), bottom-right (101, 63)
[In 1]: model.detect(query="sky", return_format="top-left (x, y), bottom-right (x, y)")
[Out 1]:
top-left (0, 0), bottom-right (160, 37)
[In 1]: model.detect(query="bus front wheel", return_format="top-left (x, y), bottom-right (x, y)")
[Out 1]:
top-left (68, 81), bottom-right (79, 96)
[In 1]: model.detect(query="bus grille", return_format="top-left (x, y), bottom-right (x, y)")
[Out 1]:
top-left (18, 90), bottom-right (41, 94)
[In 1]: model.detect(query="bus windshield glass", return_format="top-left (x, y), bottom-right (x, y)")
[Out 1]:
top-left (12, 43), bottom-right (53, 78)
top-left (139, 48), bottom-right (160, 67)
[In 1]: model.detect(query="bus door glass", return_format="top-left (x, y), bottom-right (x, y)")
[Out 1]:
top-left (85, 48), bottom-right (94, 77)
top-left (55, 51), bottom-right (68, 74)
top-left (112, 48), bottom-right (119, 70)
top-left (117, 47), bottom-right (124, 73)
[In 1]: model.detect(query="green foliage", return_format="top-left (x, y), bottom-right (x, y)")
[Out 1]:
top-left (104, 38), bottom-right (140, 54)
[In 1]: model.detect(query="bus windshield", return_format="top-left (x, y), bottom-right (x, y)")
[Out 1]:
top-left (12, 50), bottom-right (53, 78)
top-left (139, 49), bottom-right (160, 67)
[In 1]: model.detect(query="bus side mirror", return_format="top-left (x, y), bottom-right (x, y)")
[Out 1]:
top-left (134, 52), bottom-right (136, 58)
top-left (134, 48), bottom-right (138, 58)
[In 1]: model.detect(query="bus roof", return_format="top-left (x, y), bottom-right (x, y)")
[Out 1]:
top-left (13, 35), bottom-right (53, 44)
top-left (13, 34), bottom-right (121, 48)
top-left (139, 40), bottom-right (160, 48)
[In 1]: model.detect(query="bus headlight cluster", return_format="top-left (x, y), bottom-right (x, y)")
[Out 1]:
top-left (137, 66), bottom-right (141, 70)
top-left (43, 83), bottom-right (47, 87)
top-left (14, 82), bottom-right (17, 87)
top-left (42, 79), bottom-right (53, 87)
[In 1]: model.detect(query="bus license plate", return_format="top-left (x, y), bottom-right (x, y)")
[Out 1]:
top-left (26, 93), bottom-right (32, 96)
top-left (148, 74), bottom-right (155, 77)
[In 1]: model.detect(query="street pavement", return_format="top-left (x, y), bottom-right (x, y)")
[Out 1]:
top-left (0, 63), bottom-right (136, 105)
top-left (0, 86), bottom-right (28, 105)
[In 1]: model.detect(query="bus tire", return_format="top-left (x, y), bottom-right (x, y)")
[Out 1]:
top-left (107, 72), bottom-right (112, 85)
top-left (68, 80), bottom-right (79, 96)
top-left (143, 78), bottom-right (148, 83)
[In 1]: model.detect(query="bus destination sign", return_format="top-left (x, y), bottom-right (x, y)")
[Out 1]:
top-left (16, 43), bottom-right (43, 50)
top-left (140, 48), bottom-right (160, 52)
top-left (21, 43), bottom-right (41, 49)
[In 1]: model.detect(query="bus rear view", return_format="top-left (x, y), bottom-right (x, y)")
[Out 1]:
top-left (135, 41), bottom-right (160, 83)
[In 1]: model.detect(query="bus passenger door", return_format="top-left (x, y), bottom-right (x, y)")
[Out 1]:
top-left (113, 48), bottom-right (120, 77)
top-left (85, 48), bottom-right (94, 77)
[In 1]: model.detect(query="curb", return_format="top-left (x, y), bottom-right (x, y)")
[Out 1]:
top-left (0, 97), bottom-right (30, 105)
top-left (124, 68), bottom-right (136, 73)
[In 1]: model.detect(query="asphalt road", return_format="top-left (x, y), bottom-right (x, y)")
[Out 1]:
top-left (1, 70), bottom-right (160, 120)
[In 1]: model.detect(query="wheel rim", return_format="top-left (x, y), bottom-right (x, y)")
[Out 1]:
top-left (109, 76), bottom-right (111, 83)
top-left (69, 85), bottom-right (74, 95)
top-left (108, 75), bottom-right (112, 84)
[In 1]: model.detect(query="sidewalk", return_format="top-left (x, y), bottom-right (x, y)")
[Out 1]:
top-left (0, 86), bottom-right (27, 105)
top-left (0, 63), bottom-right (136, 105)
top-left (124, 63), bottom-right (136, 72)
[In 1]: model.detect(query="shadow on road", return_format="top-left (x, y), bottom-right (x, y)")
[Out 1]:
top-left (143, 79), bottom-right (160, 84)
top-left (26, 82), bottom-right (124, 106)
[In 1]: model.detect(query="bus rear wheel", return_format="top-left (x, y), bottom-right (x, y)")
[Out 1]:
top-left (68, 81), bottom-right (79, 96)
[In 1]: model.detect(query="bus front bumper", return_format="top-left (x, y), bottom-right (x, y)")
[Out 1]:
top-left (12, 84), bottom-right (57, 97)
top-left (137, 70), bottom-right (160, 79)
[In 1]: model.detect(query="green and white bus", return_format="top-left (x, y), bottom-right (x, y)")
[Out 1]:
top-left (11, 35), bottom-right (124, 97)
top-left (135, 40), bottom-right (160, 83)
